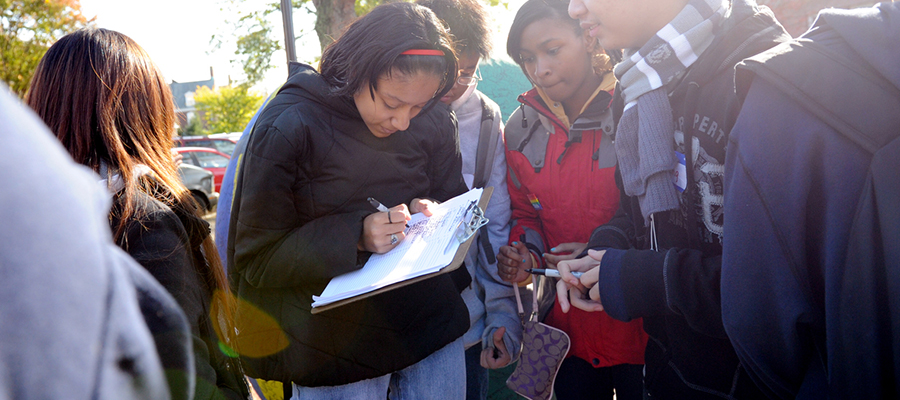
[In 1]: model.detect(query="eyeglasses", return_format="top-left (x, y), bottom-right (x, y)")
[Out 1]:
top-left (456, 69), bottom-right (482, 86)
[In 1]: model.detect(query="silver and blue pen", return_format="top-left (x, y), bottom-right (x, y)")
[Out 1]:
top-left (526, 268), bottom-right (584, 279)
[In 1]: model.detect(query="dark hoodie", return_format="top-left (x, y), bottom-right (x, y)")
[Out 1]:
top-left (722, 2), bottom-right (900, 398)
top-left (227, 63), bottom-right (471, 387)
top-left (583, 0), bottom-right (789, 398)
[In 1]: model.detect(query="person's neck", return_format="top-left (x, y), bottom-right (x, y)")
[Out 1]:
top-left (561, 71), bottom-right (604, 121)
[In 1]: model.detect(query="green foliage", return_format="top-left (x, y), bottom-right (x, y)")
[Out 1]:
top-left (193, 85), bottom-right (264, 134)
top-left (219, 0), bottom-right (508, 87)
top-left (177, 114), bottom-right (206, 136)
top-left (353, 0), bottom-right (389, 18)
top-left (0, 0), bottom-right (91, 98)
top-left (214, 0), bottom-right (305, 87)
top-left (234, 19), bottom-right (281, 86)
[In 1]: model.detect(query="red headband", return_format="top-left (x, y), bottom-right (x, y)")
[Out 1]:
top-left (400, 49), bottom-right (444, 56)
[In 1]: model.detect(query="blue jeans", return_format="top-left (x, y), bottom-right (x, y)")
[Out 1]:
top-left (291, 337), bottom-right (465, 400)
top-left (465, 344), bottom-right (488, 400)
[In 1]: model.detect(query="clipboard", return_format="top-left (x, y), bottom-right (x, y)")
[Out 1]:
top-left (311, 186), bottom-right (493, 314)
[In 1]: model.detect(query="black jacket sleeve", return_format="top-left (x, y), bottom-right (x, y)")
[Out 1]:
top-left (232, 123), bottom-right (369, 290)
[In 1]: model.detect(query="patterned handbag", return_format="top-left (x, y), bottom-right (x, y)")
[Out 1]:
top-left (506, 275), bottom-right (570, 400)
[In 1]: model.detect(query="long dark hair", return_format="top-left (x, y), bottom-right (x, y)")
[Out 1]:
top-left (506, 0), bottom-right (621, 81)
top-left (319, 2), bottom-right (458, 109)
top-left (26, 27), bottom-right (235, 344)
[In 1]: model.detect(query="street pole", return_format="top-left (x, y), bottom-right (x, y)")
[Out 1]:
top-left (281, 0), bottom-right (297, 67)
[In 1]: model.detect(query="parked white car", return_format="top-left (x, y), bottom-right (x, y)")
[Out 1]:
top-left (177, 163), bottom-right (218, 212)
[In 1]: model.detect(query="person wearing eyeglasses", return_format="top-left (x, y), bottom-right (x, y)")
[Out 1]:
top-left (416, 0), bottom-right (519, 398)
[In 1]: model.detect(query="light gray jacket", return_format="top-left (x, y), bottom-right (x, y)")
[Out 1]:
top-left (0, 86), bottom-right (191, 400)
top-left (453, 88), bottom-right (522, 359)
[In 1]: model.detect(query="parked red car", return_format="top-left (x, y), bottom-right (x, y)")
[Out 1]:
top-left (174, 147), bottom-right (230, 192)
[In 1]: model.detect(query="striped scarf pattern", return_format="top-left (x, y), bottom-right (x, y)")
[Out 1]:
top-left (615, 0), bottom-right (728, 104)
top-left (613, 0), bottom-right (727, 225)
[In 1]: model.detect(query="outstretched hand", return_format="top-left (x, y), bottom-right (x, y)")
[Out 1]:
top-left (556, 249), bottom-right (606, 313)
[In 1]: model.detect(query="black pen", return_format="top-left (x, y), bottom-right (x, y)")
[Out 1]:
top-left (368, 197), bottom-right (409, 228)
top-left (526, 268), bottom-right (583, 279)
top-left (367, 197), bottom-right (390, 212)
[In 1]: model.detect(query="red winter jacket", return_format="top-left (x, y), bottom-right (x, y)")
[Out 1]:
top-left (505, 87), bottom-right (647, 368)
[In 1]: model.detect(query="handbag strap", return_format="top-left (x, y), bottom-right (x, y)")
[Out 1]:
top-left (512, 275), bottom-right (540, 323)
top-left (513, 279), bottom-right (525, 318)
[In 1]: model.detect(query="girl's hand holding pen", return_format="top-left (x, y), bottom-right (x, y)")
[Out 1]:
top-left (359, 203), bottom-right (411, 254)
top-left (556, 249), bottom-right (607, 313)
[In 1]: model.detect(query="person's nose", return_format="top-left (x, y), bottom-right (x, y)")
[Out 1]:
top-left (568, 0), bottom-right (585, 20)
top-left (391, 109), bottom-right (412, 131)
top-left (534, 57), bottom-right (552, 79)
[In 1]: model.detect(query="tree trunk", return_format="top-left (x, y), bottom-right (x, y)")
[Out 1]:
top-left (310, 0), bottom-right (358, 51)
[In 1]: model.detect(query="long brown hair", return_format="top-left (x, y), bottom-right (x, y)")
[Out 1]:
top-left (26, 27), bottom-right (235, 344)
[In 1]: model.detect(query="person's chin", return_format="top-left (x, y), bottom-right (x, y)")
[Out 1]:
top-left (379, 126), bottom-right (398, 137)
top-left (369, 125), bottom-right (397, 138)
top-left (541, 82), bottom-right (563, 96)
top-left (441, 93), bottom-right (461, 104)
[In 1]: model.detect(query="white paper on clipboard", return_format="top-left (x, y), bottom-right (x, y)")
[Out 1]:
top-left (312, 187), bottom-right (484, 308)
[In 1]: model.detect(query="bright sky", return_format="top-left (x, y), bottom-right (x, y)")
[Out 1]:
top-left (79, 0), bottom-right (524, 95)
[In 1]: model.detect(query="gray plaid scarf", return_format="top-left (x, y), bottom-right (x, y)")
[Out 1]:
top-left (613, 0), bottom-right (727, 225)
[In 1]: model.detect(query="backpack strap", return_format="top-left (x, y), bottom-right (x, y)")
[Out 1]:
top-left (472, 92), bottom-right (500, 188)
top-left (472, 92), bottom-right (501, 264)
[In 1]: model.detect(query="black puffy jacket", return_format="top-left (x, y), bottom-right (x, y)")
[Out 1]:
top-left (227, 63), bottom-right (471, 387)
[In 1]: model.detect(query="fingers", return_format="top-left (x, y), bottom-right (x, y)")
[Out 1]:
top-left (579, 264), bottom-right (600, 288)
top-left (556, 278), bottom-right (575, 313)
top-left (557, 258), bottom-right (585, 286)
top-left (557, 263), bottom-right (604, 313)
top-left (360, 210), bottom-right (408, 253)
top-left (587, 248), bottom-right (606, 261)
top-left (409, 198), bottom-right (435, 216)
top-left (480, 347), bottom-right (490, 369)
top-left (372, 231), bottom-right (405, 254)
top-left (557, 254), bottom-right (602, 286)
top-left (589, 283), bottom-right (602, 303)
top-left (544, 242), bottom-right (588, 268)
top-left (569, 285), bottom-right (604, 312)
top-left (550, 242), bottom-right (586, 254)
top-left (542, 253), bottom-right (566, 269)
top-left (387, 204), bottom-right (411, 224)
top-left (496, 245), bottom-right (531, 283)
top-left (492, 326), bottom-right (506, 347)
top-left (481, 327), bottom-right (511, 369)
